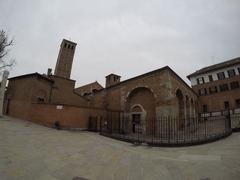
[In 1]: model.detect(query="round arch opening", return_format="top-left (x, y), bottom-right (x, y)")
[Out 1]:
top-left (126, 87), bottom-right (156, 134)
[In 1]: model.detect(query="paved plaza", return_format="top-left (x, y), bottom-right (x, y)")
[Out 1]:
top-left (0, 116), bottom-right (240, 180)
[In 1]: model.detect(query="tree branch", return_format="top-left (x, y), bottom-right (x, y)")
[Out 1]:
top-left (0, 30), bottom-right (14, 69)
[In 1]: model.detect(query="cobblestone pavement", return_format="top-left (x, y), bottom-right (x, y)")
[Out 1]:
top-left (0, 116), bottom-right (240, 180)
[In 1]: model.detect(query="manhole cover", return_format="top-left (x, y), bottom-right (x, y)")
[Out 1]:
top-left (200, 178), bottom-right (210, 180)
top-left (72, 177), bottom-right (90, 180)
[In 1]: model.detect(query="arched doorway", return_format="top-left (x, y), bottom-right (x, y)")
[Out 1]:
top-left (176, 89), bottom-right (185, 128)
top-left (131, 105), bottom-right (145, 134)
top-left (126, 87), bottom-right (156, 134)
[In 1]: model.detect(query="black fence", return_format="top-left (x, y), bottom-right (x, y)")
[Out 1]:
top-left (88, 116), bottom-right (99, 132)
top-left (201, 109), bottom-right (240, 131)
top-left (99, 113), bottom-right (233, 146)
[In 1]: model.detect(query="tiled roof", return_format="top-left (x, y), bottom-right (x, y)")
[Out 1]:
top-left (96, 66), bottom-right (196, 95)
top-left (8, 73), bottom-right (54, 82)
top-left (75, 81), bottom-right (103, 90)
top-left (187, 57), bottom-right (240, 79)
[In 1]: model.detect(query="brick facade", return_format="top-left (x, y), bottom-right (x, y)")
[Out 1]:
top-left (5, 39), bottom-right (198, 130)
top-left (192, 75), bottom-right (240, 112)
top-left (75, 81), bottom-right (103, 96)
top-left (87, 67), bottom-right (197, 121)
top-left (188, 57), bottom-right (240, 113)
top-left (6, 66), bottom-right (197, 130)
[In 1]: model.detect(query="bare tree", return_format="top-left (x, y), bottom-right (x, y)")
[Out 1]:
top-left (0, 30), bottom-right (14, 70)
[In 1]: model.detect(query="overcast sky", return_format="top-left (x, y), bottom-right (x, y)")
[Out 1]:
top-left (0, 0), bottom-right (240, 87)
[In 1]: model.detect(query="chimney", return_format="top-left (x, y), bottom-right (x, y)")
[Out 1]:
top-left (47, 68), bottom-right (52, 76)
top-left (105, 74), bottom-right (121, 88)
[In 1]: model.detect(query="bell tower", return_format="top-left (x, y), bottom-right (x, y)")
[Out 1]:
top-left (54, 39), bottom-right (77, 79)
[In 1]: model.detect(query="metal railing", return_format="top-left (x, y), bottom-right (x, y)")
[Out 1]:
top-left (99, 113), bottom-right (233, 146)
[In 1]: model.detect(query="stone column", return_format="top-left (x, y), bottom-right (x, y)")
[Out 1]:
top-left (0, 70), bottom-right (9, 117)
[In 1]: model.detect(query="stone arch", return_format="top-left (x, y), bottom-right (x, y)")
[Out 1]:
top-left (176, 89), bottom-right (185, 127)
top-left (125, 86), bottom-right (157, 101)
top-left (131, 104), bottom-right (145, 113)
top-left (126, 87), bottom-right (156, 116)
top-left (126, 87), bottom-right (156, 134)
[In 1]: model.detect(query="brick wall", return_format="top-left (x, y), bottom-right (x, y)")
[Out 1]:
top-left (87, 67), bottom-right (198, 118)
top-left (49, 75), bottom-right (87, 106)
top-left (192, 74), bottom-right (240, 112)
top-left (8, 100), bottom-right (105, 129)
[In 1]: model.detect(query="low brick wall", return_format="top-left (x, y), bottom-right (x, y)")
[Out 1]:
top-left (7, 100), bottom-right (105, 129)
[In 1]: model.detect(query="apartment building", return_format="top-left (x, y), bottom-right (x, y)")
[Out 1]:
top-left (188, 57), bottom-right (240, 113)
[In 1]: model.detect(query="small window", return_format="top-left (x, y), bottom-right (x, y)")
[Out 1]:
top-left (208, 75), bottom-right (213, 82)
top-left (92, 89), bottom-right (98, 93)
top-left (68, 44), bottom-right (70, 49)
top-left (113, 76), bottom-right (118, 82)
top-left (209, 86), bottom-right (218, 94)
top-left (219, 84), bottom-right (229, 92)
top-left (230, 81), bottom-right (239, 89)
top-left (83, 92), bottom-right (90, 96)
top-left (197, 77), bottom-right (205, 84)
top-left (64, 43), bottom-right (67, 48)
top-left (203, 105), bottom-right (208, 112)
top-left (217, 72), bottom-right (225, 80)
top-left (199, 88), bottom-right (207, 96)
top-left (224, 101), bottom-right (229, 110)
top-left (227, 69), bottom-right (236, 77)
top-left (37, 97), bottom-right (44, 102)
top-left (71, 45), bottom-right (74, 50)
top-left (236, 99), bottom-right (240, 108)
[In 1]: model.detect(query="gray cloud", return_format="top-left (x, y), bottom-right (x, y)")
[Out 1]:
top-left (0, 0), bottom-right (240, 86)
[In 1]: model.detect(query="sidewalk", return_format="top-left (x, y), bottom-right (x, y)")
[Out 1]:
top-left (0, 116), bottom-right (240, 180)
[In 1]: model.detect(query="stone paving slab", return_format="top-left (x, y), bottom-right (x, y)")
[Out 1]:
top-left (0, 116), bottom-right (240, 180)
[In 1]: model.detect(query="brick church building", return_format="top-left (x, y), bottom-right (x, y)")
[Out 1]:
top-left (2, 39), bottom-right (213, 131)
